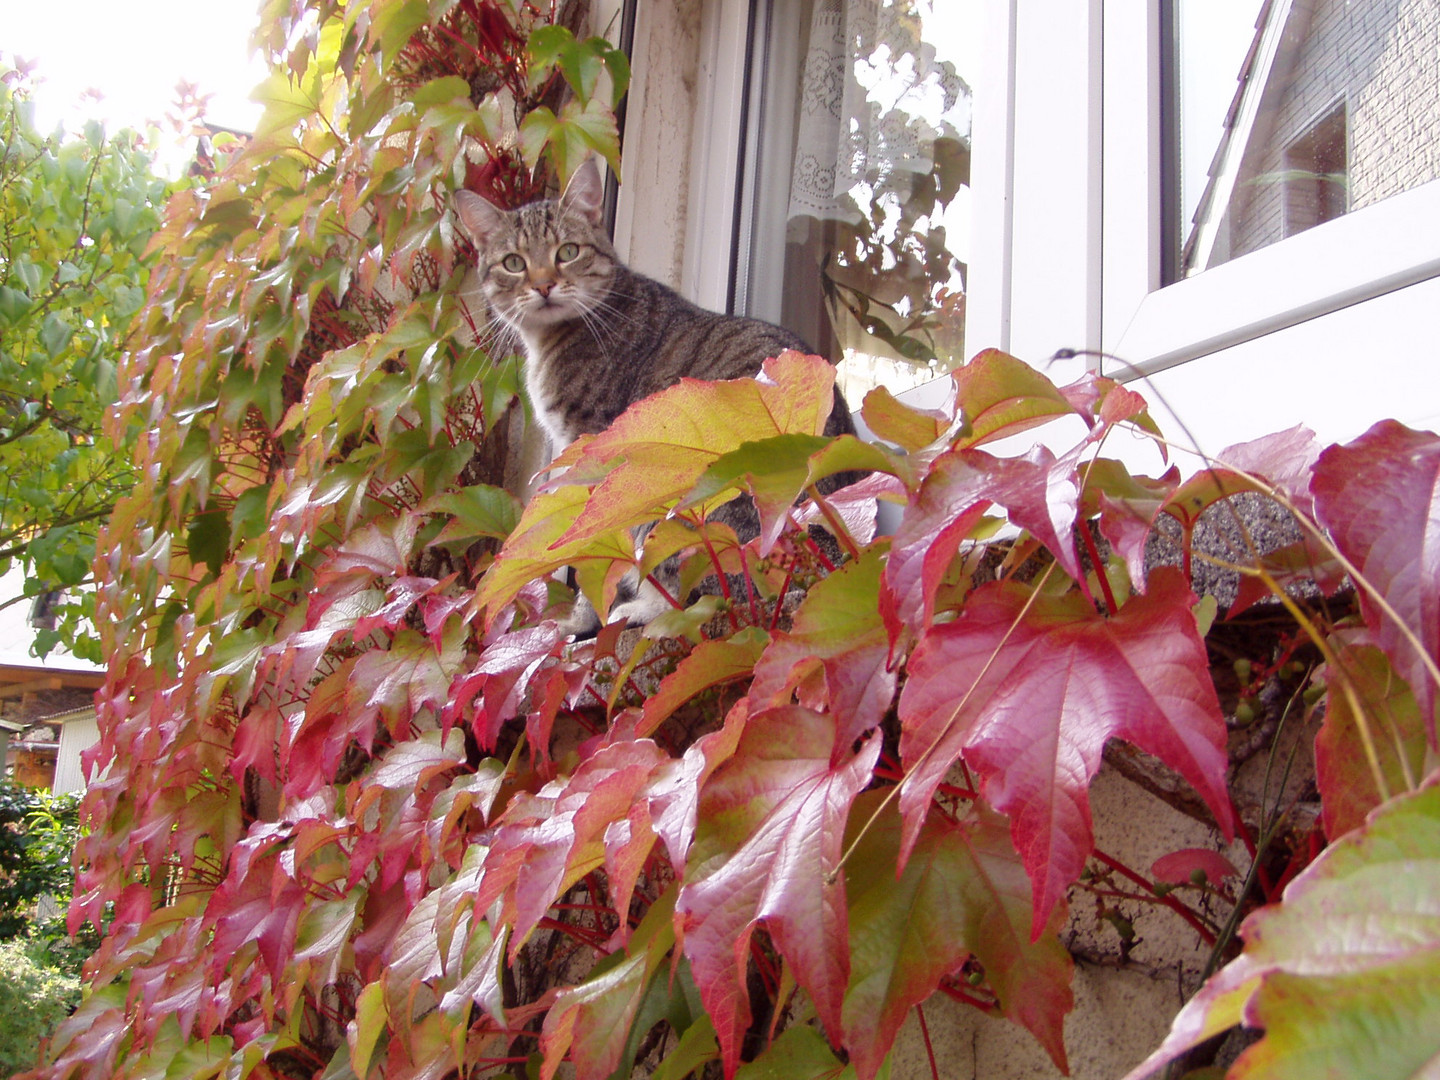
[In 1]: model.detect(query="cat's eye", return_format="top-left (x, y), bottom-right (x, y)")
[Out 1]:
top-left (555, 242), bottom-right (581, 263)
top-left (500, 253), bottom-right (526, 273)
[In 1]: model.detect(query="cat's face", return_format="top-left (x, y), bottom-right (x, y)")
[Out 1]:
top-left (453, 160), bottom-right (614, 335)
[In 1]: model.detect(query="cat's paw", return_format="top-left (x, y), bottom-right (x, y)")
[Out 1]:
top-left (608, 579), bottom-right (674, 628)
top-left (554, 594), bottom-right (602, 640)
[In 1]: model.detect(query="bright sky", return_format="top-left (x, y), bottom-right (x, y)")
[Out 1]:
top-left (2, 0), bottom-right (267, 153)
top-left (1177, 0), bottom-right (1264, 229)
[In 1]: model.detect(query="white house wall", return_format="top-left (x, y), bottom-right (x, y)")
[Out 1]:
top-left (53, 714), bottom-right (99, 796)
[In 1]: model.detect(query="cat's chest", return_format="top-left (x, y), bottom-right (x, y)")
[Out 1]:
top-left (518, 333), bottom-right (583, 447)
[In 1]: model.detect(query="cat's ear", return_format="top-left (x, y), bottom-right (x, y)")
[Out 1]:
top-left (453, 189), bottom-right (507, 247)
top-left (559, 157), bottom-right (605, 224)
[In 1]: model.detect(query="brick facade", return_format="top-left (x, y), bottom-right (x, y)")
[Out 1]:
top-left (1226, 0), bottom-right (1440, 259)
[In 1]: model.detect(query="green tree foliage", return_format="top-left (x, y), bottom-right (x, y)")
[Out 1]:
top-left (19, 3), bottom-right (1440, 1079)
top-left (0, 938), bottom-right (80, 1076)
top-left (0, 784), bottom-right (81, 942)
top-left (0, 68), bottom-right (169, 659)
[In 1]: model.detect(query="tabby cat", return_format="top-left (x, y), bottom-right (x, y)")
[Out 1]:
top-left (453, 157), bottom-right (855, 628)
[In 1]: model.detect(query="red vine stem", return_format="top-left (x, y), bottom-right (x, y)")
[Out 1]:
top-left (767, 555), bottom-right (797, 632)
top-left (1089, 848), bottom-right (1217, 946)
top-left (689, 517), bottom-right (741, 632)
top-left (735, 543), bottom-right (762, 624)
top-left (935, 979), bottom-right (995, 1011)
top-left (916, 1003), bottom-right (940, 1080)
top-left (1078, 520), bottom-right (1118, 615)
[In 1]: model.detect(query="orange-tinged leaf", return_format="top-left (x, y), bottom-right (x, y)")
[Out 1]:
top-left (638, 627), bottom-right (770, 736)
top-left (1314, 638), bottom-right (1433, 838)
top-left (473, 484), bottom-right (635, 623)
top-left (861, 383), bottom-right (953, 453)
top-left (554, 351), bottom-right (838, 547)
top-left (952, 349), bottom-right (1077, 448)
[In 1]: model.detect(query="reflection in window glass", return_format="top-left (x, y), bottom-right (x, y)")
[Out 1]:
top-left (738, 0), bottom-right (975, 402)
top-left (1171, 0), bottom-right (1440, 280)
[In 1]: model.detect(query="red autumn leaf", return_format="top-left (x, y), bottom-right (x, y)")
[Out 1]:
top-left (881, 445), bottom-right (1080, 643)
top-left (452, 620), bottom-right (565, 748)
top-left (1082, 458), bottom-right (1181, 595)
top-left (477, 740), bottom-right (671, 949)
top-left (353, 574), bottom-right (443, 637)
top-left (1312, 420), bottom-right (1440, 738)
top-left (751, 548), bottom-right (896, 751)
top-left (897, 568), bottom-right (1234, 934)
top-left (793, 467), bottom-right (905, 548)
top-left (313, 513), bottom-right (423, 581)
top-left (1227, 531), bottom-right (1348, 618)
top-left (1151, 848), bottom-right (1240, 886)
top-left (1164, 425), bottom-right (1321, 531)
top-left (348, 627), bottom-right (463, 740)
top-left (840, 793), bottom-right (1074, 1079)
top-left (365, 729), bottom-right (468, 790)
top-left (676, 706), bottom-right (880, 1077)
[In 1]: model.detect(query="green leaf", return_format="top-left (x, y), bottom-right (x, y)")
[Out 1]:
top-left (679, 433), bottom-right (829, 553)
top-left (0, 286), bottom-right (32, 327)
top-left (1124, 781), bottom-right (1440, 1080)
top-left (734, 1025), bottom-right (882, 1080)
top-left (349, 981), bottom-right (388, 1076)
top-left (651, 1014), bottom-right (718, 1080)
top-left (841, 793), bottom-right (1073, 1078)
top-left (427, 484), bottom-right (524, 546)
top-left (186, 507), bottom-right (231, 578)
top-left (39, 314), bottom-right (75, 359)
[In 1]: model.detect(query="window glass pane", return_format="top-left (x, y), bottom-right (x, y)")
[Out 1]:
top-left (1172, 0), bottom-right (1440, 280)
top-left (739, 0), bottom-right (976, 401)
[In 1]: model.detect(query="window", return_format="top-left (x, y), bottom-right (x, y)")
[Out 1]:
top-left (1168, 0), bottom-right (1435, 282)
top-left (1094, 0), bottom-right (1440, 449)
top-left (1281, 101), bottom-right (1347, 239)
top-left (732, 0), bottom-right (979, 403)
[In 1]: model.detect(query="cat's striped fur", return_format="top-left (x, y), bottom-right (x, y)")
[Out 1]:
top-left (452, 157), bottom-right (855, 448)
top-left (453, 158), bottom-right (856, 628)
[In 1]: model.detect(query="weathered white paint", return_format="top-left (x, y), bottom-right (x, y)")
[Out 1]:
top-left (53, 713), bottom-right (100, 795)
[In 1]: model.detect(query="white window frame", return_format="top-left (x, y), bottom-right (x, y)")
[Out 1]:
top-left (1100, 2), bottom-right (1440, 382)
top-left (616, 0), bottom-right (1440, 447)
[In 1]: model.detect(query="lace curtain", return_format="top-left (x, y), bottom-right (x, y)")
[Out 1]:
top-left (786, 0), bottom-right (963, 225)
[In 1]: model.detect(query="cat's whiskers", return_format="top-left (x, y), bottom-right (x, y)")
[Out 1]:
top-left (572, 294), bottom-right (635, 353)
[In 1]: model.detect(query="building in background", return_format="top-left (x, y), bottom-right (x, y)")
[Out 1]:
top-left (0, 569), bottom-right (103, 795)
